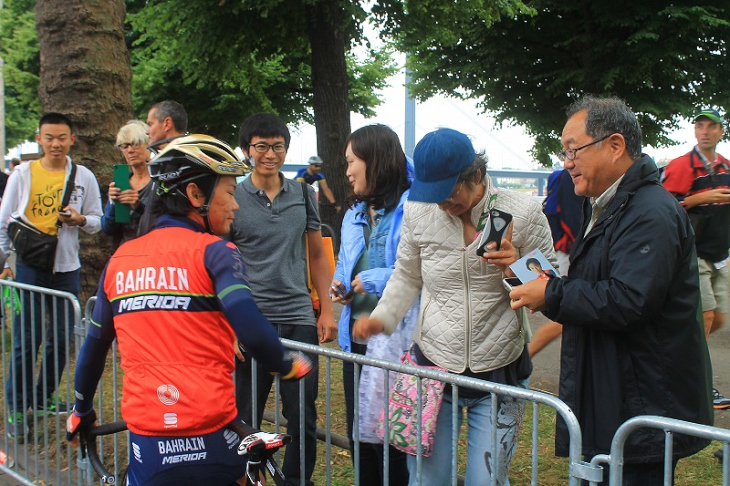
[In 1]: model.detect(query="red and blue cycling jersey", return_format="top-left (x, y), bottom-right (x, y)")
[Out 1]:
top-left (74, 215), bottom-right (291, 436)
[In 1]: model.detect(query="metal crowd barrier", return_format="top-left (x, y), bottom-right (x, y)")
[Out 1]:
top-left (0, 279), bottom-right (81, 486)
top-left (589, 415), bottom-right (730, 486)
top-left (276, 338), bottom-right (590, 486)
top-left (1, 289), bottom-right (727, 485)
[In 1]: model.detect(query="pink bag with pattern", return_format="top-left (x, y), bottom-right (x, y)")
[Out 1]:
top-left (376, 351), bottom-right (447, 457)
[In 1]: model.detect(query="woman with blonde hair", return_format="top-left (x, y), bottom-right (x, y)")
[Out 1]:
top-left (101, 120), bottom-right (154, 251)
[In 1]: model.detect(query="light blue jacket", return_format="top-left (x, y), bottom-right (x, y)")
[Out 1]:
top-left (334, 161), bottom-right (414, 352)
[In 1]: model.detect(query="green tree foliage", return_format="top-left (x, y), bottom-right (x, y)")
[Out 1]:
top-left (3, 0), bottom-right (395, 147)
top-left (0, 0), bottom-right (41, 148)
top-left (375, 1), bottom-right (730, 165)
top-left (126, 0), bottom-right (395, 145)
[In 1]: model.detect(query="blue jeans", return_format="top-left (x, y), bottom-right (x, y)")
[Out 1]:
top-left (5, 260), bottom-right (80, 412)
top-left (235, 324), bottom-right (319, 486)
top-left (407, 382), bottom-right (527, 486)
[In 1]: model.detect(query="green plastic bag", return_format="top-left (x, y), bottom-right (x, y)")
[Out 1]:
top-left (2, 282), bottom-right (21, 315)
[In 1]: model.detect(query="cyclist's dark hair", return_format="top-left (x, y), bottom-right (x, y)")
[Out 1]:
top-left (238, 113), bottom-right (291, 151)
top-left (345, 124), bottom-right (410, 211)
top-left (39, 113), bottom-right (73, 133)
top-left (151, 100), bottom-right (188, 133)
top-left (153, 169), bottom-right (218, 217)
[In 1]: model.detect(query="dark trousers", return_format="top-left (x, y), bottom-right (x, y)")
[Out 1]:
top-left (344, 342), bottom-right (409, 486)
top-left (585, 458), bottom-right (677, 486)
top-left (236, 324), bottom-right (319, 486)
top-left (5, 260), bottom-right (79, 412)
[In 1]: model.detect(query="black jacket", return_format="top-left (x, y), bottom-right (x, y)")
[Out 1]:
top-left (544, 155), bottom-right (713, 463)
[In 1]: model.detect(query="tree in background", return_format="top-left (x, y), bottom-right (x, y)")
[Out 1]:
top-left (35, 0), bottom-right (133, 295)
top-left (375, 0), bottom-right (730, 165)
top-left (1, 0), bottom-right (41, 149)
top-left (126, 0), bottom-right (396, 229)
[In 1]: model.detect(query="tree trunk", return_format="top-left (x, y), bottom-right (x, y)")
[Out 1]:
top-left (36, 0), bottom-right (133, 298)
top-left (306, 1), bottom-right (351, 235)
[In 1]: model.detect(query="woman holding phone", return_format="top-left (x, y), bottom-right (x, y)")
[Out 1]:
top-left (101, 120), bottom-right (153, 251)
top-left (353, 128), bottom-right (556, 485)
top-left (331, 124), bottom-right (415, 485)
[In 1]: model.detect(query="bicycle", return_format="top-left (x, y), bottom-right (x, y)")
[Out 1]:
top-left (80, 420), bottom-right (291, 486)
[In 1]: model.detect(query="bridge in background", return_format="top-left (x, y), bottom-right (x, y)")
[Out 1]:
top-left (282, 164), bottom-right (553, 196)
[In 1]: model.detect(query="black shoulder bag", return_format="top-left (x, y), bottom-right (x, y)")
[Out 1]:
top-left (7, 163), bottom-right (77, 272)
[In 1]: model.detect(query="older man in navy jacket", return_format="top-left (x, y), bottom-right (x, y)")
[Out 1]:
top-left (510, 95), bottom-right (712, 486)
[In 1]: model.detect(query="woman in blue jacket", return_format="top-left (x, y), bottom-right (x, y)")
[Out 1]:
top-left (331, 124), bottom-right (415, 485)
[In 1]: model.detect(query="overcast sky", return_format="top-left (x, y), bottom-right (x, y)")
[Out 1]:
top-left (287, 66), bottom-right (730, 170)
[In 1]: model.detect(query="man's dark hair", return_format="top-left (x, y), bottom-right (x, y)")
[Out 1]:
top-left (566, 95), bottom-right (643, 161)
top-left (345, 124), bottom-right (410, 211)
top-left (39, 113), bottom-right (73, 133)
top-left (238, 113), bottom-right (291, 150)
top-left (151, 100), bottom-right (188, 133)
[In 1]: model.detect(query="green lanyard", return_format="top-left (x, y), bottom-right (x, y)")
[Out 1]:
top-left (475, 192), bottom-right (499, 234)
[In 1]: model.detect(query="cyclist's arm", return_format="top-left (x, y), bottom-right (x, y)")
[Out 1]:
top-left (205, 240), bottom-right (292, 375)
top-left (73, 266), bottom-right (117, 414)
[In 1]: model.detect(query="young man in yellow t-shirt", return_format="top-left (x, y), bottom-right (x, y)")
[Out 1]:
top-left (0, 113), bottom-right (103, 440)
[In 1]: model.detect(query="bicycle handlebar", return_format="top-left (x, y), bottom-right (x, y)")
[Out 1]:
top-left (80, 420), bottom-right (127, 485)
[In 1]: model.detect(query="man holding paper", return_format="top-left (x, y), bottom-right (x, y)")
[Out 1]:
top-left (509, 96), bottom-right (712, 485)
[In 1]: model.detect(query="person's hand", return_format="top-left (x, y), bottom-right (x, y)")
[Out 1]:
top-left (66, 408), bottom-right (97, 447)
top-left (57, 206), bottom-right (86, 227)
top-left (481, 238), bottom-right (518, 274)
top-left (116, 189), bottom-right (142, 210)
top-left (702, 188), bottom-right (730, 204)
top-left (330, 279), bottom-right (353, 304)
top-left (509, 278), bottom-right (548, 313)
top-left (317, 312), bottom-right (337, 344)
top-left (107, 181), bottom-right (120, 201)
top-left (352, 315), bottom-right (384, 341)
top-left (281, 351), bottom-right (314, 380)
top-left (334, 203), bottom-right (343, 213)
top-left (350, 275), bottom-right (366, 296)
top-left (234, 339), bottom-right (246, 362)
top-left (0, 268), bottom-right (14, 280)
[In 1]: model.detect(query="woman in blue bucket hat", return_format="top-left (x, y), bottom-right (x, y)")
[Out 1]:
top-left (354, 128), bottom-right (556, 485)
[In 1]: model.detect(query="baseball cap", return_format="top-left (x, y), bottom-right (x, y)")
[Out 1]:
top-left (410, 128), bottom-right (476, 203)
top-left (694, 109), bottom-right (723, 125)
top-left (308, 155), bottom-right (323, 166)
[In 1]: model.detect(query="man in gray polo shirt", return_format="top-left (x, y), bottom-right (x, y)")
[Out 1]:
top-left (230, 113), bottom-right (336, 486)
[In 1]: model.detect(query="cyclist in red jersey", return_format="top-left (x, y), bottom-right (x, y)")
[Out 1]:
top-left (67, 135), bottom-right (311, 485)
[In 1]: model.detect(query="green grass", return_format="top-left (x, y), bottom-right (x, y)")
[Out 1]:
top-left (1, 330), bottom-right (726, 485)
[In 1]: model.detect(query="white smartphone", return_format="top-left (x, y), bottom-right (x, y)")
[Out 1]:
top-left (502, 277), bottom-right (522, 292)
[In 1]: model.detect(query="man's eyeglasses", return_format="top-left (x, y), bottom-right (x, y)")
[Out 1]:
top-left (557, 133), bottom-right (614, 162)
top-left (117, 143), bottom-right (139, 151)
top-left (443, 180), bottom-right (465, 204)
top-left (249, 143), bottom-right (287, 154)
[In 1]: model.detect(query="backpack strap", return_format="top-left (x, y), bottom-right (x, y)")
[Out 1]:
top-left (56, 162), bottom-right (77, 229)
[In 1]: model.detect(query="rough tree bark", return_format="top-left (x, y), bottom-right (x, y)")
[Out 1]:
top-left (35, 0), bottom-right (133, 298)
top-left (306, 1), bottom-right (351, 234)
